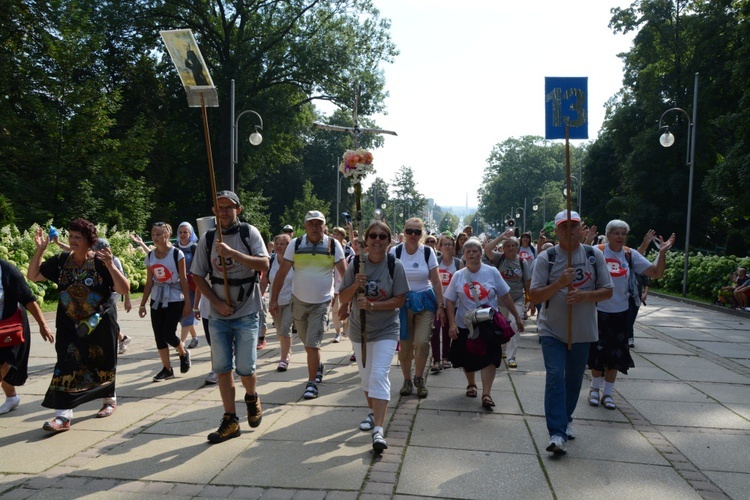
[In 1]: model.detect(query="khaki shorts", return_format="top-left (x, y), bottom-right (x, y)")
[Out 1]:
top-left (291, 295), bottom-right (328, 348)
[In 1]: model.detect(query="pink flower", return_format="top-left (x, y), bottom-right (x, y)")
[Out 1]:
top-left (363, 152), bottom-right (373, 164)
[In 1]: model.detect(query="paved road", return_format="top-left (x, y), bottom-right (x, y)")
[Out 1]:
top-left (0, 296), bottom-right (748, 499)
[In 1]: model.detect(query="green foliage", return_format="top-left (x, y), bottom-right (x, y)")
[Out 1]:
top-left (280, 180), bottom-right (332, 233)
top-left (0, 195), bottom-right (14, 227)
top-left (0, 222), bottom-right (148, 306)
top-left (650, 250), bottom-right (750, 300)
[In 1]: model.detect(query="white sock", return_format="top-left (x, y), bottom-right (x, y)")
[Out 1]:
top-left (603, 381), bottom-right (615, 396)
top-left (372, 425), bottom-right (384, 436)
top-left (590, 376), bottom-right (601, 390)
top-left (7, 395), bottom-right (20, 402)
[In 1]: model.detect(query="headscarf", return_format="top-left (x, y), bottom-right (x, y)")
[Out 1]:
top-left (178, 221), bottom-right (198, 245)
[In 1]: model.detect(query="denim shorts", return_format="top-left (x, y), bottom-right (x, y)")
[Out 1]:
top-left (209, 313), bottom-right (259, 376)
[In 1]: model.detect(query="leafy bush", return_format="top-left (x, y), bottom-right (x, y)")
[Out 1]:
top-left (0, 222), bottom-right (148, 306)
top-left (650, 250), bottom-right (750, 300)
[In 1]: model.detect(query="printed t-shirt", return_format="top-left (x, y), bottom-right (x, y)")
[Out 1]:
top-left (145, 248), bottom-right (185, 306)
top-left (492, 255), bottom-right (529, 301)
top-left (445, 264), bottom-right (510, 330)
top-left (597, 245), bottom-right (652, 313)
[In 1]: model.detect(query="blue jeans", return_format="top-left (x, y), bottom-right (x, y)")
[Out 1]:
top-left (540, 336), bottom-right (590, 441)
top-left (209, 313), bottom-right (259, 376)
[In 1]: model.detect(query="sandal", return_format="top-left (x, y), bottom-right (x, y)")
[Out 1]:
top-left (589, 388), bottom-right (600, 406)
top-left (303, 381), bottom-right (318, 400)
top-left (315, 363), bottom-right (324, 384)
top-left (466, 384), bottom-right (478, 398)
top-left (96, 403), bottom-right (116, 418)
top-left (359, 412), bottom-right (374, 432)
top-left (442, 359), bottom-right (452, 369)
top-left (277, 360), bottom-right (289, 372)
top-left (600, 394), bottom-right (617, 410)
top-left (430, 361), bottom-right (441, 373)
top-left (481, 395), bottom-right (495, 409)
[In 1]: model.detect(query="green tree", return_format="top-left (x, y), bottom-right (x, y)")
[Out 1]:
top-left (390, 166), bottom-right (426, 227)
top-left (280, 180), bottom-right (332, 234)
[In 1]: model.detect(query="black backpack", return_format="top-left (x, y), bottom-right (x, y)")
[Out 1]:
top-left (352, 253), bottom-right (397, 279)
top-left (203, 222), bottom-right (259, 300)
top-left (394, 243), bottom-right (431, 264)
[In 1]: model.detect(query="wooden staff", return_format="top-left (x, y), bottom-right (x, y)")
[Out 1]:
top-left (355, 182), bottom-right (367, 368)
top-left (200, 93), bottom-right (231, 307)
top-left (565, 124), bottom-right (573, 350)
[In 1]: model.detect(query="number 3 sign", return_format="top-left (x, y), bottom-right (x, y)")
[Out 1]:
top-left (545, 77), bottom-right (588, 140)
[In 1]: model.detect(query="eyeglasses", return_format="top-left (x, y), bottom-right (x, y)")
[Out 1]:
top-left (440, 242), bottom-right (453, 247)
top-left (368, 233), bottom-right (389, 240)
top-left (404, 228), bottom-right (422, 236)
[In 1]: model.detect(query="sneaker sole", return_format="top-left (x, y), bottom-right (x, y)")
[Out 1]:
top-left (546, 443), bottom-right (566, 455)
top-left (373, 441), bottom-right (388, 452)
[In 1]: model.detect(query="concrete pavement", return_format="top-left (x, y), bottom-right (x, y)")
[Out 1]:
top-left (0, 295), bottom-right (748, 499)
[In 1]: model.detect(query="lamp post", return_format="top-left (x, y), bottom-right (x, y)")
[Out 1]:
top-left (532, 195), bottom-right (546, 232)
top-left (503, 214), bottom-right (513, 231)
top-left (230, 79), bottom-right (263, 192)
top-left (659, 73), bottom-right (698, 297)
top-left (562, 176), bottom-right (580, 210)
top-left (515, 206), bottom-right (526, 234)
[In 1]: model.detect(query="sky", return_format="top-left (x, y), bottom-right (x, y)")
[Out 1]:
top-left (318, 0), bottom-right (636, 210)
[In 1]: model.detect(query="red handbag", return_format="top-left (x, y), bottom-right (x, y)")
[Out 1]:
top-left (0, 308), bottom-right (25, 347)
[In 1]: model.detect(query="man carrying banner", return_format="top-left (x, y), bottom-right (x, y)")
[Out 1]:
top-left (529, 210), bottom-right (612, 455)
top-left (192, 191), bottom-right (269, 444)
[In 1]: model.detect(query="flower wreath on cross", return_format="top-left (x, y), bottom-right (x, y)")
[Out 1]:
top-left (340, 148), bottom-right (374, 184)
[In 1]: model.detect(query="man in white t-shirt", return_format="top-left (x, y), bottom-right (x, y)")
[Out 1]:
top-left (270, 210), bottom-right (346, 400)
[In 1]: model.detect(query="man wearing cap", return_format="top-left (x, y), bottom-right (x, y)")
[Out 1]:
top-left (270, 210), bottom-right (346, 400)
top-left (192, 190), bottom-right (270, 443)
top-left (529, 210), bottom-right (613, 456)
top-left (282, 225), bottom-right (294, 236)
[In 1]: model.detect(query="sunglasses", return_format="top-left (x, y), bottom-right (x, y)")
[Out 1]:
top-left (404, 228), bottom-right (422, 236)
top-left (368, 233), bottom-right (389, 240)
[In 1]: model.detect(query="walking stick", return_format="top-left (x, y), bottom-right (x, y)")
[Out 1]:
top-left (355, 183), bottom-right (367, 368)
top-left (565, 124), bottom-right (573, 350)
top-left (200, 93), bottom-right (231, 307)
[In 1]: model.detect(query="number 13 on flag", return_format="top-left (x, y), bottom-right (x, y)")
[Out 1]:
top-left (545, 77), bottom-right (588, 140)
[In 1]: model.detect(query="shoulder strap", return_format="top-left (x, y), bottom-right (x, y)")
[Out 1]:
top-left (424, 246), bottom-right (431, 265)
top-left (172, 247), bottom-right (180, 268)
top-left (205, 229), bottom-right (216, 255)
top-left (395, 243), bottom-right (403, 259)
top-left (239, 223), bottom-right (253, 255)
top-left (584, 244), bottom-right (598, 284)
top-left (454, 257), bottom-right (462, 270)
top-left (496, 254), bottom-right (506, 269)
top-left (387, 253), bottom-right (395, 278)
top-left (328, 235), bottom-right (334, 257)
top-left (294, 236), bottom-right (303, 253)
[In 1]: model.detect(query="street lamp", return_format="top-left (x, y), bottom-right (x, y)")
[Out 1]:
top-left (658, 72), bottom-right (698, 297)
top-left (532, 195), bottom-right (546, 232)
top-left (562, 176), bottom-right (580, 209)
top-left (230, 79), bottom-right (263, 191)
top-left (515, 207), bottom-right (526, 234)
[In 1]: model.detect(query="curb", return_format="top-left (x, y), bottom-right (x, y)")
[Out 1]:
top-left (650, 291), bottom-right (750, 318)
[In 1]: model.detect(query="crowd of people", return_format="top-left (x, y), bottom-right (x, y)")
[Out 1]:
top-left (0, 194), bottom-right (681, 457)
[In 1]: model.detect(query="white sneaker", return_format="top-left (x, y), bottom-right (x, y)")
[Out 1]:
top-left (205, 371), bottom-right (218, 385)
top-left (118, 335), bottom-right (131, 354)
top-left (0, 395), bottom-right (20, 415)
top-left (566, 423), bottom-right (576, 440)
top-left (332, 333), bottom-right (342, 343)
top-left (546, 435), bottom-right (567, 455)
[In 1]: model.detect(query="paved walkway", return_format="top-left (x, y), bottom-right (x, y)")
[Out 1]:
top-left (0, 296), bottom-right (748, 499)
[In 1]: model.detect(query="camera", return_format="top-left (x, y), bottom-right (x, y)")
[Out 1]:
top-left (506, 219), bottom-right (515, 227)
top-left (341, 211), bottom-right (352, 225)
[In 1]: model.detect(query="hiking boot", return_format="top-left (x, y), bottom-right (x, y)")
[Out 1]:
top-left (179, 350), bottom-right (191, 374)
top-left (399, 379), bottom-right (413, 396)
top-left (153, 367), bottom-right (174, 382)
top-left (414, 376), bottom-right (428, 398)
top-left (207, 413), bottom-right (240, 443)
top-left (245, 393), bottom-right (262, 428)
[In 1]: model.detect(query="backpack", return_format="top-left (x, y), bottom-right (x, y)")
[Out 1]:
top-left (147, 247), bottom-right (180, 270)
top-left (352, 253), bottom-right (397, 279)
top-left (394, 243), bottom-right (431, 264)
top-left (293, 234), bottom-right (334, 257)
top-left (437, 254), bottom-right (463, 271)
top-left (544, 244), bottom-right (598, 308)
top-left (203, 222), bottom-right (259, 301)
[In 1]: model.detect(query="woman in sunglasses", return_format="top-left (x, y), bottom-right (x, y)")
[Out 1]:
top-left (339, 221), bottom-right (408, 452)
top-left (390, 218), bottom-right (445, 399)
top-left (27, 219), bottom-right (129, 431)
top-left (138, 222), bottom-right (192, 382)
